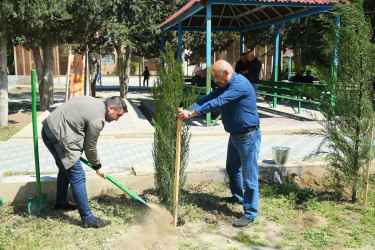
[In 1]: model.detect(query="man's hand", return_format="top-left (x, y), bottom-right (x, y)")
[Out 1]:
top-left (96, 168), bottom-right (107, 179)
top-left (178, 109), bottom-right (197, 120)
top-left (177, 109), bottom-right (190, 120)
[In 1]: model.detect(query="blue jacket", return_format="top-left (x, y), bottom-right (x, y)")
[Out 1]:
top-left (193, 72), bottom-right (260, 133)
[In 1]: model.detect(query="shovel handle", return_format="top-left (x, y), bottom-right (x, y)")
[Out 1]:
top-left (31, 70), bottom-right (41, 195)
top-left (79, 157), bottom-right (148, 205)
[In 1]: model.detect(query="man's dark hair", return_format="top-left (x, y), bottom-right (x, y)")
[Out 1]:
top-left (106, 96), bottom-right (128, 112)
top-left (241, 53), bottom-right (246, 56)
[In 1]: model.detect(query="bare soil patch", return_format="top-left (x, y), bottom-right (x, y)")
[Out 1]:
top-left (107, 177), bottom-right (335, 249)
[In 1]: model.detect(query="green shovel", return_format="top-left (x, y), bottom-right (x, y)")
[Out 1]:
top-left (80, 157), bottom-right (148, 206)
top-left (28, 69), bottom-right (47, 215)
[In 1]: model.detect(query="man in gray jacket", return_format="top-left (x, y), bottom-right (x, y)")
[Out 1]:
top-left (42, 96), bottom-right (127, 228)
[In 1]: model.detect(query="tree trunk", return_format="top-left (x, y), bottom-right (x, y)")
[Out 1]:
top-left (34, 38), bottom-right (54, 111)
top-left (352, 188), bottom-right (356, 203)
top-left (42, 39), bottom-right (54, 107)
top-left (88, 53), bottom-right (99, 97)
top-left (33, 47), bottom-right (48, 111)
top-left (293, 46), bottom-right (302, 75)
top-left (0, 37), bottom-right (8, 126)
top-left (115, 41), bottom-right (125, 98)
top-left (122, 45), bottom-right (131, 98)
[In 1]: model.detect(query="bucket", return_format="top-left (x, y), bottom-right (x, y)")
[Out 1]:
top-left (272, 146), bottom-right (290, 165)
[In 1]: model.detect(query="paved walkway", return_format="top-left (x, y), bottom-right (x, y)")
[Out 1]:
top-left (1, 76), bottom-right (332, 203)
top-left (1, 79), bottom-right (327, 175)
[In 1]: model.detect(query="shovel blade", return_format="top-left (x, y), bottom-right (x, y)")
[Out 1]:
top-left (28, 193), bottom-right (47, 215)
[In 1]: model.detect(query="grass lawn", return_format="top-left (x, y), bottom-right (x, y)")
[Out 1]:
top-left (1, 176), bottom-right (375, 249)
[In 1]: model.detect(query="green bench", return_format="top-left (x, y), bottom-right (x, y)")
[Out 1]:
top-left (183, 84), bottom-right (223, 126)
top-left (183, 76), bottom-right (193, 84)
top-left (256, 80), bottom-right (332, 114)
top-left (183, 84), bottom-right (208, 101)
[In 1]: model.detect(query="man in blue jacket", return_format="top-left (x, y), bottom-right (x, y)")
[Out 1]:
top-left (178, 60), bottom-right (261, 227)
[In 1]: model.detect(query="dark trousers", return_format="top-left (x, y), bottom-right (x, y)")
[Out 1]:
top-left (42, 127), bottom-right (95, 223)
top-left (143, 77), bottom-right (149, 87)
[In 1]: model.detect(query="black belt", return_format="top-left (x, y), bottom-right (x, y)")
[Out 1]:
top-left (232, 125), bottom-right (260, 135)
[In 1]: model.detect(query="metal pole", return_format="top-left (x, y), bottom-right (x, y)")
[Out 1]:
top-left (273, 23), bottom-right (280, 108)
top-left (288, 47), bottom-right (292, 80)
top-left (206, 2), bottom-right (212, 127)
top-left (31, 70), bottom-right (41, 195)
top-left (240, 32), bottom-right (243, 58)
top-left (178, 22), bottom-right (182, 62)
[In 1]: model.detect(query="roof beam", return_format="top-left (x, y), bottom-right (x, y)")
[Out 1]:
top-left (188, 15), bottom-right (193, 27)
top-left (243, 5), bottom-right (262, 23)
top-left (161, 3), bottom-right (204, 30)
top-left (270, 6), bottom-right (283, 18)
top-left (258, 8), bottom-right (272, 21)
top-left (229, 5), bottom-right (242, 28)
top-left (243, 6), bottom-right (332, 31)
top-left (232, 5), bottom-right (257, 24)
top-left (218, 4), bottom-right (226, 27)
top-left (168, 27), bottom-right (242, 32)
top-left (285, 6), bottom-right (296, 15)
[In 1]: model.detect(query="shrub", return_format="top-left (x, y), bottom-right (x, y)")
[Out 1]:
top-left (152, 43), bottom-right (196, 212)
top-left (304, 0), bottom-right (375, 202)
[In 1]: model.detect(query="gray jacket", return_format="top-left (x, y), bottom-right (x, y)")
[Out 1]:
top-left (42, 96), bottom-right (106, 169)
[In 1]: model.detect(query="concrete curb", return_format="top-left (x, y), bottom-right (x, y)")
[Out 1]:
top-left (0, 160), bottom-right (327, 205)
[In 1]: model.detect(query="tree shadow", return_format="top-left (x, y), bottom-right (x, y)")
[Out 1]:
top-left (11, 200), bottom-right (82, 227)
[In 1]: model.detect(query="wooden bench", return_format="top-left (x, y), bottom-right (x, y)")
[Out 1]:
top-left (257, 80), bottom-right (332, 114)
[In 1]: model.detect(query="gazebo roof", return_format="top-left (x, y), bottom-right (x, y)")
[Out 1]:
top-left (159, 0), bottom-right (338, 32)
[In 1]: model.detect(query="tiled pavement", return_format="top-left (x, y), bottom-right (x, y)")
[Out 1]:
top-left (0, 90), bottom-right (328, 175)
top-left (0, 134), bottom-right (327, 174)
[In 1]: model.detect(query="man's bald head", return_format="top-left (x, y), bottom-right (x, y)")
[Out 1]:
top-left (213, 60), bottom-right (233, 75)
top-left (212, 60), bottom-right (234, 88)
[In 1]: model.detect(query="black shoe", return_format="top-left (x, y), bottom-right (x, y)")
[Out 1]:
top-left (220, 196), bottom-right (243, 204)
top-left (82, 217), bottom-right (111, 228)
top-left (233, 216), bottom-right (254, 227)
top-left (54, 203), bottom-right (78, 211)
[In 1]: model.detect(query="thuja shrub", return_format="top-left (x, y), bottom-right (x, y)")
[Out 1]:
top-left (152, 43), bottom-right (196, 211)
top-left (305, 0), bottom-right (375, 202)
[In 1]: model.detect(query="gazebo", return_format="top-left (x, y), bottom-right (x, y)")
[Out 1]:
top-left (159, 0), bottom-right (339, 126)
